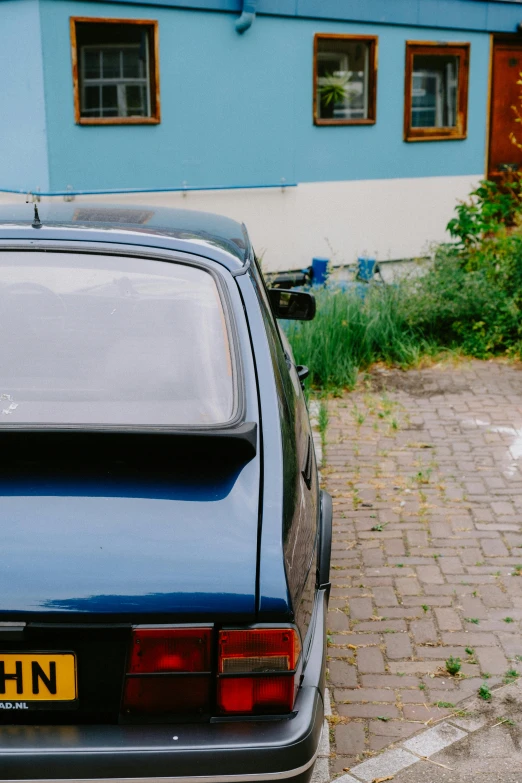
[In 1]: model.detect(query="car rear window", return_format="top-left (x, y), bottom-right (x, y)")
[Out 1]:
top-left (0, 251), bottom-right (236, 427)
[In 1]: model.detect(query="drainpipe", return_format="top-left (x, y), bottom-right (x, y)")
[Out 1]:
top-left (235, 0), bottom-right (257, 33)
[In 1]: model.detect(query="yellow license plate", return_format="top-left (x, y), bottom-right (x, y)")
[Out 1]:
top-left (0, 654), bottom-right (77, 701)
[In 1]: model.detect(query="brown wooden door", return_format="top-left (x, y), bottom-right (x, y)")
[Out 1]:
top-left (488, 39), bottom-right (522, 179)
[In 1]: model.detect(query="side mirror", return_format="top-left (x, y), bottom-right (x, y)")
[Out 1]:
top-left (268, 289), bottom-right (316, 321)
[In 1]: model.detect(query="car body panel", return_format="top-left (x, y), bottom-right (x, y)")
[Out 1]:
top-left (0, 204), bottom-right (328, 782)
top-left (0, 232), bottom-right (262, 621)
top-left (238, 263), bottom-right (319, 633)
top-left (0, 590), bottom-right (327, 782)
top-left (0, 459), bottom-right (259, 618)
top-left (0, 204), bottom-right (248, 270)
top-left (234, 273), bottom-right (291, 619)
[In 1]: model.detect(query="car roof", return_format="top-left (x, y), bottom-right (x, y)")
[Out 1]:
top-left (0, 203), bottom-right (250, 271)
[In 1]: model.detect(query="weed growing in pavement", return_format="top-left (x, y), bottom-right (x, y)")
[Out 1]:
top-left (435, 701), bottom-right (455, 709)
top-left (414, 469), bottom-right (432, 484)
top-left (318, 400), bottom-right (329, 449)
top-left (513, 565), bottom-right (522, 576)
top-left (466, 618), bottom-right (480, 625)
top-left (421, 604), bottom-right (429, 613)
top-left (478, 684), bottom-right (492, 701)
top-left (465, 647), bottom-right (474, 656)
top-left (504, 669), bottom-right (519, 684)
top-left (504, 617), bottom-right (515, 624)
top-left (494, 717), bottom-right (516, 726)
top-left (446, 656), bottom-right (462, 675)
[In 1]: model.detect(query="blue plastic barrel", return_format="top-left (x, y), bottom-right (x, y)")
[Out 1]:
top-left (312, 257), bottom-right (329, 286)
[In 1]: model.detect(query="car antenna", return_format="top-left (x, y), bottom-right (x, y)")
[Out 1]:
top-left (32, 203), bottom-right (42, 229)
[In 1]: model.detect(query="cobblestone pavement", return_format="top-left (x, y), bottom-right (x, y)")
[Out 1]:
top-left (324, 360), bottom-right (522, 777)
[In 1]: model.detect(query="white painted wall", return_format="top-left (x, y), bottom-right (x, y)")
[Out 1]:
top-left (0, 174), bottom-right (480, 272)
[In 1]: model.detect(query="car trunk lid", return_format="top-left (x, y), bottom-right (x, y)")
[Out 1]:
top-left (0, 431), bottom-right (259, 620)
top-left (0, 431), bottom-right (260, 724)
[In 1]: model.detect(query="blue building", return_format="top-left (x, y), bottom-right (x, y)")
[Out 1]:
top-left (3, 0), bottom-right (522, 270)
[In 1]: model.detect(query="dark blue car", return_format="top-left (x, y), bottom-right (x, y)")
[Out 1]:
top-left (0, 203), bottom-right (332, 783)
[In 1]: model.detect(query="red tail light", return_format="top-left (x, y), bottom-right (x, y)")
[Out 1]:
top-left (128, 628), bottom-right (211, 673)
top-left (217, 628), bottom-right (301, 715)
top-left (122, 627), bottom-right (212, 715)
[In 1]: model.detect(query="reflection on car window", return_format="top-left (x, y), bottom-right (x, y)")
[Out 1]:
top-left (0, 252), bottom-right (234, 427)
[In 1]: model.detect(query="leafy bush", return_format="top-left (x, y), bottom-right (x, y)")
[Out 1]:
top-left (400, 238), bottom-right (522, 358)
top-left (285, 179), bottom-right (522, 393)
top-left (447, 177), bottom-right (522, 247)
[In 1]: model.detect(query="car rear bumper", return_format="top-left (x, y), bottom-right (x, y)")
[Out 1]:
top-left (0, 593), bottom-right (327, 783)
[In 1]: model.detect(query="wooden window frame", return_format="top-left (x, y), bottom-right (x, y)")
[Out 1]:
top-left (70, 17), bottom-right (161, 126)
top-left (404, 41), bottom-right (470, 142)
top-left (313, 34), bottom-right (378, 126)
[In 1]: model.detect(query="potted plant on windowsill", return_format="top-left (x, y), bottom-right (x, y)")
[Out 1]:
top-left (318, 73), bottom-right (353, 120)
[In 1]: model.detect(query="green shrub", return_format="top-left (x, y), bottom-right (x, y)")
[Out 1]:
top-left (284, 179), bottom-right (522, 394)
top-left (401, 237), bottom-right (522, 358)
top-left (447, 177), bottom-right (522, 247)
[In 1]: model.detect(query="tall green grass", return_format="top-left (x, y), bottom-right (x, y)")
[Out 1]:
top-left (285, 285), bottom-right (433, 393)
top-left (284, 179), bottom-right (522, 395)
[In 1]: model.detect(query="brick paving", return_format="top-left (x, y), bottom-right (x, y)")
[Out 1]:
top-left (324, 360), bottom-right (522, 776)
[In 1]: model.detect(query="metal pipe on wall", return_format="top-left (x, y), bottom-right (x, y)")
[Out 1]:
top-left (236, 0), bottom-right (257, 33)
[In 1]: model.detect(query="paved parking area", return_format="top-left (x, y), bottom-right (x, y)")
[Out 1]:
top-left (324, 360), bottom-right (522, 777)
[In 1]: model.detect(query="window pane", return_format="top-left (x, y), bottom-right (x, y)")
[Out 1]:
top-left (316, 37), bottom-right (371, 120)
top-left (101, 84), bottom-right (118, 111)
top-left (83, 50), bottom-right (100, 79)
top-left (102, 48), bottom-right (121, 79)
top-left (122, 47), bottom-right (143, 79)
top-left (0, 253), bottom-right (235, 426)
top-left (411, 54), bottom-right (459, 128)
top-left (125, 84), bottom-right (146, 116)
top-left (84, 85), bottom-right (100, 112)
top-left (77, 26), bottom-right (154, 120)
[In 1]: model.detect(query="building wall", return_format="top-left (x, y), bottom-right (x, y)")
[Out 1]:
top-left (0, 1), bottom-right (491, 268)
top-left (0, 0), bottom-right (49, 191)
top-left (39, 3), bottom-right (490, 191)
top-left (36, 0), bottom-right (522, 34)
top-left (34, 3), bottom-right (489, 269)
top-left (74, 174), bottom-right (481, 271)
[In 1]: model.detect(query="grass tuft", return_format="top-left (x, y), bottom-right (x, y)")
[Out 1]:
top-left (285, 286), bottom-right (435, 393)
top-left (446, 656), bottom-right (461, 675)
